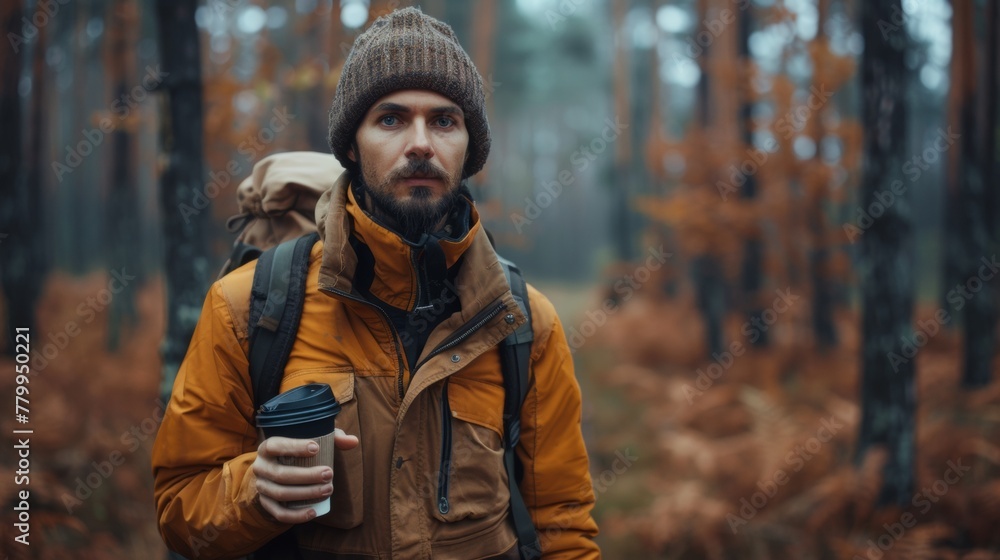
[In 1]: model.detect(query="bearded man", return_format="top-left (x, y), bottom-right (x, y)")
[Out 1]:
top-left (153, 7), bottom-right (600, 560)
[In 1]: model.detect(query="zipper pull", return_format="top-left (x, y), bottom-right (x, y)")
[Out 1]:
top-left (438, 496), bottom-right (450, 514)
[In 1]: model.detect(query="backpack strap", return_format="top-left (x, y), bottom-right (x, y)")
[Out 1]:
top-left (248, 232), bottom-right (320, 413)
top-left (497, 256), bottom-right (542, 560)
top-left (219, 240), bottom-right (263, 278)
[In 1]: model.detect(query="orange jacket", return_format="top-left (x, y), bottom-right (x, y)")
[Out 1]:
top-left (152, 173), bottom-right (600, 559)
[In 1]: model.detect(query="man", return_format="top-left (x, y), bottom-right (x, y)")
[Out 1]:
top-left (152, 7), bottom-right (599, 559)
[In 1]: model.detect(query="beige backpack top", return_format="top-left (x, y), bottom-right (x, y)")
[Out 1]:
top-left (219, 151), bottom-right (344, 278)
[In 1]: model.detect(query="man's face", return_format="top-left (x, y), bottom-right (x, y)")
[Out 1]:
top-left (348, 89), bottom-right (469, 239)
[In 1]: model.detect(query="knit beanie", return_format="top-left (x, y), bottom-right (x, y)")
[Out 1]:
top-left (328, 7), bottom-right (490, 179)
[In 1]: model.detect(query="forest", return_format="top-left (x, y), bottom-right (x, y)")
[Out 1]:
top-left (0, 0), bottom-right (999, 558)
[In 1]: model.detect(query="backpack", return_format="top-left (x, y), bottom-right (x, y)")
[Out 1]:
top-left (243, 232), bottom-right (542, 560)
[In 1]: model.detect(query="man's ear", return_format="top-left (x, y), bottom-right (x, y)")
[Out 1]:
top-left (347, 144), bottom-right (357, 163)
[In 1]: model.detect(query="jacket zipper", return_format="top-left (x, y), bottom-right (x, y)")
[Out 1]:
top-left (429, 301), bottom-right (508, 517)
top-left (411, 248), bottom-right (431, 312)
top-left (413, 301), bottom-right (508, 373)
top-left (437, 380), bottom-right (452, 515)
top-left (323, 286), bottom-right (408, 400)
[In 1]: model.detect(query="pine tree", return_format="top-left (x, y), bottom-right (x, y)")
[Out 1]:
top-left (0, 0), bottom-right (48, 346)
top-left (156, 0), bottom-right (211, 400)
top-left (855, 0), bottom-right (916, 506)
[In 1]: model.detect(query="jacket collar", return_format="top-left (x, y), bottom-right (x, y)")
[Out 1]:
top-left (317, 171), bottom-right (514, 320)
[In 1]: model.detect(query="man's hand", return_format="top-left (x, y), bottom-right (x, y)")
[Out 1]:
top-left (252, 428), bottom-right (360, 523)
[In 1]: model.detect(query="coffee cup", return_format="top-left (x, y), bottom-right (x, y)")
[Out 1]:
top-left (256, 383), bottom-right (342, 516)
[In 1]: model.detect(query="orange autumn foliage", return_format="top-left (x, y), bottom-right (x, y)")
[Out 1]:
top-left (0, 275), bottom-right (167, 558)
top-left (575, 288), bottom-right (1000, 558)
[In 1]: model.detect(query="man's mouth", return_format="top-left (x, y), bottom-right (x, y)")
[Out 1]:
top-left (400, 175), bottom-right (441, 182)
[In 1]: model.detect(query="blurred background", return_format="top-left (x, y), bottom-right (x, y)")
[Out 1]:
top-left (1, 0), bottom-right (999, 558)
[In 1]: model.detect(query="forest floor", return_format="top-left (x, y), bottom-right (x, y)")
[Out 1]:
top-left (561, 282), bottom-right (1000, 560)
top-left (1, 274), bottom-right (999, 559)
top-left (0, 272), bottom-right (167, 559)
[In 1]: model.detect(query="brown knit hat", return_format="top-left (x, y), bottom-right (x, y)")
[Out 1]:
top-left (328, 7), bottom-right (490, 179)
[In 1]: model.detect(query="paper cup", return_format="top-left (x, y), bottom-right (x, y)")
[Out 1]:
top-left (256, 383), bottom-right (341, 513)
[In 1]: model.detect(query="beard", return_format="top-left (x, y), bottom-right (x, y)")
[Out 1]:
top-left (353, 156), bottom-right (465, 242)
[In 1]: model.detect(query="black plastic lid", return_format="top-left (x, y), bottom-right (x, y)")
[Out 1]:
top-left (256, 383), bottom-right (341, 429)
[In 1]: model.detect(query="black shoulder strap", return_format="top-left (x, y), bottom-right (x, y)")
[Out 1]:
top-left (497, 256), bottom-right (542, 560)
top-left (221, 240), bottom-right (263, 277)
top-left (247, 232), bottom-right (320, 413)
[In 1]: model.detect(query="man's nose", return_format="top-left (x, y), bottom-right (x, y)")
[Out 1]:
top-left (405, 119), bottom-right (434, 160)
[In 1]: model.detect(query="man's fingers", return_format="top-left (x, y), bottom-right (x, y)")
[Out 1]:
top-left (253, 461), bottom-right (332, 486)
top-left (252, 442), bottom-right (334, 527)
top-left (258, 436), bottom-right (321, 458)
top-left (256, 476), bottom-right (333, 504)
top-left (258, 494), bottom-right (319, 525)
top-left (260, 433), bottom-right (359, 455)
top-left (333, 428), bottom-right (360, 450)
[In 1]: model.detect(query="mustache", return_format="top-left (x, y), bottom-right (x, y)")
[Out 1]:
top-left (387, 158), bottom-right (451, 183)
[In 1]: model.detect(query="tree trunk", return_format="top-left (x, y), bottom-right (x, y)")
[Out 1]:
top-left (65, 3), bottom-right (92, 274)
top-left (693, 0), bottom-right (726, 356)
top-left (611, 0), bottom-right (635, 262)
top-left (808, 0), bottom-right (838, 349)
top-left (957, 0), bottom-right (998, 389)
top-left (693, 256), bottom-right (726, 356)
top-left (156, 0), bottom-right (211, 401)
top-left (990, 1), bottom-right (1000, 250)
top-left (0, 1), bottom-right (25, 347)
top-left (855, 0), bottom-right (915, 506)
top-left (0, 0), bottom-right (48, 349)
top-left (737, 1), bottom-right (767, 347)
top-left (105, 0), bottom-right (142, 350)
top-left (939, 1), bottom-right (967, 317)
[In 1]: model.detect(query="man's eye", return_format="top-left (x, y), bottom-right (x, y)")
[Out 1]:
top-left (380, 115), bottom-right (398, 126)
top-left (435, 116), bottom-right (454, 127)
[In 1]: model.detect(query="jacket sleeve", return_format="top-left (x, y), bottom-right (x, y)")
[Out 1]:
top-left (152, 280), bottom-right (289, 559)
top-left (518, 286), bottom-right (601, 559)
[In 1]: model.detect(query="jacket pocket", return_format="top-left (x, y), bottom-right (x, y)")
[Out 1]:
top-left (278, 367), bottom-right (364, 530)
top-left (432, 378), bottom-right (509, 524)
